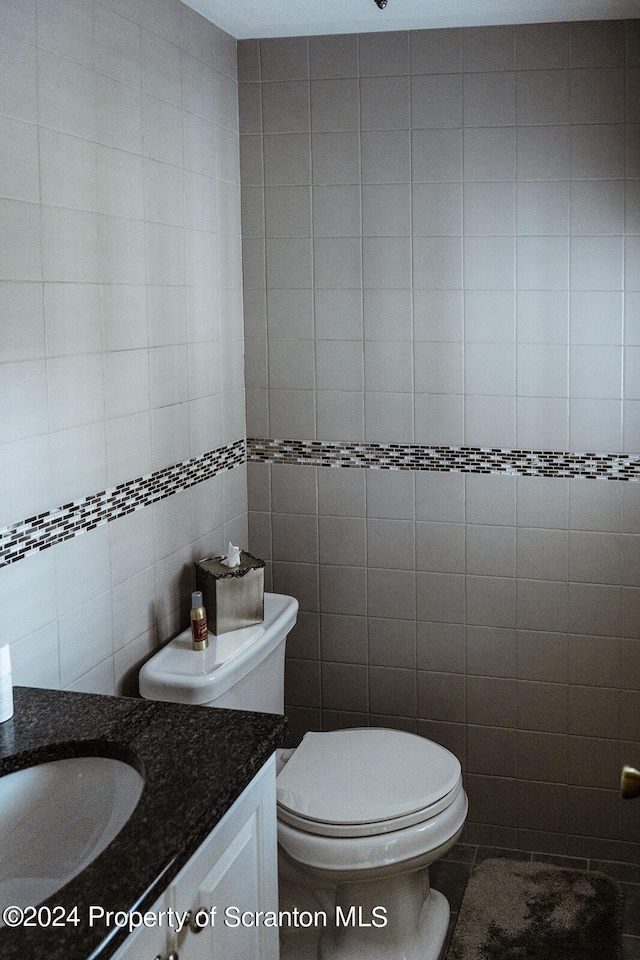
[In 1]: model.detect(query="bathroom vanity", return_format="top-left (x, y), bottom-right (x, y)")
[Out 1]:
top-left (0, 686), bottom-right (286, 960)
top-left (110, 758), bottom-right (278, 960)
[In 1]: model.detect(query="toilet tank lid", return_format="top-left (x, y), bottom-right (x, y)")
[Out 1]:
top-left (276, 728), bottom-right (461, 826)
top-left (138, 593), bottom-right (298, 705)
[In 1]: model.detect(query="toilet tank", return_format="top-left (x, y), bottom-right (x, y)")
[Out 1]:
top-left (139, 593), bottom-right (299, 714)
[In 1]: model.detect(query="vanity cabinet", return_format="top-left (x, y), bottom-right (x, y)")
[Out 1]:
top-left (111, 756), bottom-right (278, 960)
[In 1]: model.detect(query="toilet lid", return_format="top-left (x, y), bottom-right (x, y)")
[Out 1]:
top-left (276, 729), bottom-right (461, 835)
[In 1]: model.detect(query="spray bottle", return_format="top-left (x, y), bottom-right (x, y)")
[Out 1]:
top-left (190, 591), bottom-right (209, 651)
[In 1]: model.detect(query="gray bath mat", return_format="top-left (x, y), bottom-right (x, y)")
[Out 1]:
top-left (448, 858), bottom-right (623, 960)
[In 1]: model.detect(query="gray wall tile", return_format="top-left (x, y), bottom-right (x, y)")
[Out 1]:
top-left (239, 21), bottom-right (640, 859)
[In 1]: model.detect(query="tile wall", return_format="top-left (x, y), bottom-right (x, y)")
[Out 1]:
top-left (0, 0), bottom-right (246, 695)
top-left (240, 21), bottom-right (640, 861)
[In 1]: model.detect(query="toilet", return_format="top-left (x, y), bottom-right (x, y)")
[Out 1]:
top-left (139, 593), bottom-right (467, 960)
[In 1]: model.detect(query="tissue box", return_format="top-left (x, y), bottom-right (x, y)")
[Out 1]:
top-left (195, 552), bottom-right (265, 635)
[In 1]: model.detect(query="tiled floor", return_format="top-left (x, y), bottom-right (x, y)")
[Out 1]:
top-left (432, 843), bottom-right (640, 959)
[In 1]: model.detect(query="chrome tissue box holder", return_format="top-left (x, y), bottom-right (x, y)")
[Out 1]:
top-left (195, 552), bottom-right (265, 635)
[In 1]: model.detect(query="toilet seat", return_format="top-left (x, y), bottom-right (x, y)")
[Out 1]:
top-left (276, 728), bottom-right (462, 838)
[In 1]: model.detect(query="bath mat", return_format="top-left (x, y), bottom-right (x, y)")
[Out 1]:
top-left (447, 858), bottom-right (623, 960)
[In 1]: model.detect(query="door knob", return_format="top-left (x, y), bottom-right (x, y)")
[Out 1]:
top-left (621, 765), bottom-right (640, 799)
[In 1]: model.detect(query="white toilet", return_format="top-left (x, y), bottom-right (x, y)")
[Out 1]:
top-left (139, 593), bottom-right (467, 960)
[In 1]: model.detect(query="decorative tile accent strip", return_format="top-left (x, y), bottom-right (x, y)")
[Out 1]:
top-left (0, 439), bottom-right (246, 569)
top-left (247, 438), bottom-right (640, 481)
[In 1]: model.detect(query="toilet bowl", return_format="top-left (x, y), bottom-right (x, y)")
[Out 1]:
top-left (139, 593), bottom-right (467, 960)
top-left (276, 727), bottom-right (467, 960)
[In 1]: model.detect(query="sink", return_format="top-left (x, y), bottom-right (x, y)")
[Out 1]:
top-left (0, 755), bottom-right (144, 913)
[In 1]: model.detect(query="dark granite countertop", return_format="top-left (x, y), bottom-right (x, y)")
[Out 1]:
top-left (0, 686), bottom-right (287, 960)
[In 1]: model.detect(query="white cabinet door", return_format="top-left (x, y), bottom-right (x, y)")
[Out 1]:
top-left (173, 755), bottom-right (279, 960)
top-left (109, 756), bottom-right (278, 960)
top-left (109, 889), bottom-right (174, 960)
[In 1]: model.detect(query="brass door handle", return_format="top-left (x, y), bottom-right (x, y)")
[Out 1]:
top-left (621, 765), bottom-right (640, 799)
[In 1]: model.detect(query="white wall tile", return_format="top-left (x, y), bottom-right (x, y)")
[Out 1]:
top-left (37, 50), bottom-right (96, 140)
top-left (143, 94), bottom-right (183, 165)
top-left (113, 628), bottom-right (157, 696)
top-left (516, 70), bottom-right (570, 125)
top-left (109, 505), bottom-right (155, 586)
top-left (41, 207), bottom-right (99, 283)
top-left (570, 67), bottom-right (625, 124)
top-left (96, 75), bottom-right (143, 154)
top-left (151, 401), bottom-right (190, 468)
top-left (517, 290), bottom-right (568, 344)
top-left (103, 350), bottom-right (150, 417)
top-left (0, 115), bottom-right (40, 203)
top-left (516, 23), bottom-right (570, 70)
top-left (465, 395), bottom-right (515, 446)
top-left (182, 52), bottom-right (215, 122)
top-left (569, 398), bottom-right (622, 452)
top-left (0, 199), bottom-right (42, 280)
top-left (1, 0), bottom-right (37, 43)
top-left (94, 4), bottom-right (142, 88)
top-left (517, 236), bottom-right (568, 290)
top-left (570, 236), bottom-right (624, 290)
top-left (0, 549), bottom-right (56, 644)
top-left (0, 434), bottom-right (51, 527)
top-left (463, 72), bottom-right (515, 126)
top-left (0, 359), bottom-right (48, 443)
top-left (48, 354), bottom-right (104, 430)
top-left (570, 180), bottom-right (625, 235)
top-left (570, 291), bottom-right (622, 345)
top-left (365, 391), bottom-right (413, 442)
top-left (516, 125), bottom-right (570, 180)
top-left (36, 0), bottom-right (94, 67)
top-left (412, 74), bottom-right (462, 128)
top-left (149, 344), bottom-right (189, 408)
top-left (414, 236), bottom-right (463, 289)
top-left (411, 28), bottom-right (462, 74)
top-left (571, 124), bottom-right (624, 179)
top-left (105, 410), bottom-right (153, 485)
top-left (140, 0), bottom-right (182, 44)
top-left (142, 30), bottom-right (182, 106)
top-left (0, 282), bottom-right (45, 361)
top-left (517, 343), bottom-right (568, 397)
top-left (0, 0), bottom-right (241, 704)
top-left (464, 236), bottom-right (514, 289)
top-left (517, 181), bottom-right (569, 236)
top-left (152, 488), bottom-right (194, 561)
top-left (570, 345), bottom-right (622, 399)
top-left (96, 145), bottom-right (144, 219)
top-left (45, 283), bottom-right (101, 359)
top-left (64, 547), bottom-right (113, 634)
top-left (145, 222), bottom-right (185, 284)
top-left (11, 622), bottom-right (60, 689)
top-left (189, 395), bottom-right (222, 454)
top-left (102, 285), bottom-right (148, 350)
top-left (185, 229), bottom-right (218, 286)
top-left (465, 343), bottom-right (515, 396)
top-left (0, 32), bottom-right (37, 123)
top-left (100, 216), bottom-right (147, 284)
top-left (66, 657), bottom-right (115, 695)
top-left (111, 564), bottom-right (157, 650)
top-left (464, 181), bottom-right (515, 236)
top-left (49, 422), bottom-right (107, 504)
top-left (516, 397), bottom-right (568, 449)
top-left (414, 392), bottom-right (464, 444)
top-left (463, 25), bottom-right (515, 72)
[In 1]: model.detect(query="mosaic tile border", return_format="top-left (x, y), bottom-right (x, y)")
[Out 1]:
top-left (247, 437), bottom-right (640, 481)
top-left (0, 439), bottom-right (246, 570)
top-left (4, 436), bottom-right (639, 570)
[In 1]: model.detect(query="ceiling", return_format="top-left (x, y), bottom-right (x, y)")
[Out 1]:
top-left (182, 0), bottom-right (638, 40)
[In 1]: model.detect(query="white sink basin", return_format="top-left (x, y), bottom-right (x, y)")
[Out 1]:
top-left (0, 755), bottom-right (144, 913)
